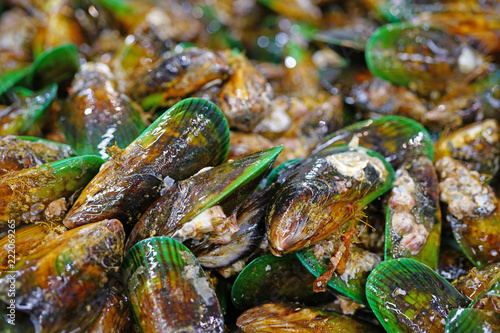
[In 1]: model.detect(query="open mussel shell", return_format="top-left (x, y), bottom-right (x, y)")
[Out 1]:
top-left (0, 155), bottom-right (104, 233)
top-left (313, 116), bottom-right (434, 169)
top-left (366, 258), bottom-right (469, 333)
top-left (267, 144), bottom-right (394, 256)
top-left (122, 237), bottom-right (224, 332)
top-left (60, 62), bottom-right (146, 158)
top-left (236, 303), bottom-right (384, 332)
top-left (63, 98), bottom-right (229, 230)
top-left (0, 135), bottom-right (74, 175)
top-left (297, 243), bottom-right (379, 306)
top-left (0, 219), bottom-right (125, 333)
top-left (29, 44), bottom-right (80, 93)
top-left (0, 84), bottom-right (57, 136)
top-left (231, 254), bottom-right (334, 311)
top-left (445, 309), bottom-right (500, 333)
top-left (385, 155), bottom-right (441, 269)
top-left (126, 146), bottom-right (282, 251)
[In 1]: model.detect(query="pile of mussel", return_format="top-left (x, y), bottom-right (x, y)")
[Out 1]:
top-left (1, 0), bottom-right (500, 332)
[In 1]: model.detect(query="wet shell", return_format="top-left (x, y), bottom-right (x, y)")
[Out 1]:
top-left (63, 98), bottom-right (229, 230)
top-left (60, 62), bottom-right (146, 158)
top-left (366, 258), bottom-right (469, 333)
top-left (122, 237), bottom-right (224, 332)
top-left (0, 219), bottom-right (125, 333)
top-left (267, 144), bottom-right (394, 256)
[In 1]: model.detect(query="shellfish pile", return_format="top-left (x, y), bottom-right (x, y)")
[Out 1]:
top-left (1, 0), bottom-right (500, 332)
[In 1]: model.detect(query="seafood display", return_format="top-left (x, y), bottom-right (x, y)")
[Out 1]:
top-left (1, 0), bottom-right (500, 332)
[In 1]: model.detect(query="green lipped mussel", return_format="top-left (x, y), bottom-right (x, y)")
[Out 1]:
top-left (60, 62), bottom-right (146, 158)
top-left (0, 155), bottom-right (104, 234)
top-left (0, 135), bottom-right (74, 176)
top-left (63, 98), bottom-right (229, 230)
top-left (125, 146), bottom-right (282, 251)
top-left (122, 237), bottom-right (224, 332)
top-left (0, 219), bottom-right (125, 333)
top-left (267, 144), bottom-right (394, 256)
top-left (366, 258), bottom-right (469, 333)
top-left (385, 155), bottom-right (441, 269)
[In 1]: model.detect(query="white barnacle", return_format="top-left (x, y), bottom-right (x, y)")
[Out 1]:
top-left (325, 151), bottom-right (387, 182)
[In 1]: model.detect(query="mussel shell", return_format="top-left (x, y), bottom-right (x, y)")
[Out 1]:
top-left (267, 144), bottom-right (394, 256)
top-left (0, 135), bottom-right (74, 176)
top-left (63, 98), bottom-right (229, 230)
top-left (0, 219), bottom-right (125, 333)
top-left (366, 258), bottom-right (469, 333)
top-left (236, 303), bottom-right (384, 332)
top-left (297, 244), bottom-right (379, 306)
top-left (60, 62), bottom-right (146, 158)
top-left (122, 237), bottom-right (224, 332)
top-left (385, 155), bottom-right (441, 269)
top-left (85, 277), bottom-right (134, 333)
top-left (0, 155), bottom-right (104, 233)
top-left (445, 309), bottom-right (500, 333)
top-left (0, 84), bottom-right (57, 136)
top-left (0, 66), bottom-right (32, 99)
top-left (452, 263), bottom-right (500, 302)
top-left (437, 157), bottom-right (500, 267)
top-left (194, 187), bottom-right (270, 268)
top-left (126, 146), bottom-right (282, 251)
top-left (313, 115), bottom-right (434, 169)
top-left (29, 44), bottom-right (80, 93)
top-left (365, 23), bottom-right (486, 94)
top-left (264, 158), bottom-right (302, 187)
top-left (0, 223), bottom-right (66, 272)
top-left (131, 48), bottom-right (229, 110)
top-left (231, 254), bottom-right (334, 311)
top-left (434, 119), bottom-right (500, 183)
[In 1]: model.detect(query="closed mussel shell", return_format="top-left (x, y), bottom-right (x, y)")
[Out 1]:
top-left (434, 119), bottom-right (500, 183)
top-left (236, 303), bottom-right (383, 332)
top-left (436, 157), bottom-right (500, 267)
top-left (385, 155), bottom-right (441, 269)
top-left (0, 155), bottom-right (104, 234)
top-left (60, 62), bottom-right (146, 158)
top-left (366, 258), bottom-right (469, 333)
top-left (452, 262), bottom-right (500, 302)
top-left (0, 135), bottom-right (74, 176)
top-left (122, 237), bottom-right (224, 332)
top-left (63, 98), bottom-right (229, 230)
top-left (29, 43), bottom-right (80, 93)
top-left (85, 277), bottom-right (134, 333)
top-left (365, 23), bottom-right (487, 95)
top-left (126, 146), bottom-right (282, 251)
top-left (0, 219), bottom-right (125, 333)
top-left (0, 223), bottom-right (66, 272)
top-left (231, 254), bottom-right (334, 311)
top-left (131, 48), bottom-right (229, 110)
top-left (445, 309), bottom-right (500, 333)
top-left (313, 115), bottom-right (434, 169)
top-left (0, 84), bottom-right (57, 136)
top-left (267, 144), bottom-right (394, 256)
